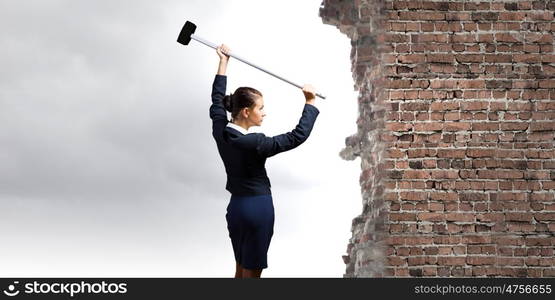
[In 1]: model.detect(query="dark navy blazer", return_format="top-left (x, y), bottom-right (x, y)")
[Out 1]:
top-left (210, 75), bottom-right (320, 196)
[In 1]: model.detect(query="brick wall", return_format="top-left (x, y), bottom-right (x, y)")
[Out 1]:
top-left (320, 0), bottom-right (555, 277)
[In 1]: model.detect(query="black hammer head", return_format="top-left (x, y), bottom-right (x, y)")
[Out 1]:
top-left (177, 21), bottom-right (197, 45)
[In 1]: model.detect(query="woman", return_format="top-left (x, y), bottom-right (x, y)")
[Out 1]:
top-left (210, 44), bottom-right (320, 278)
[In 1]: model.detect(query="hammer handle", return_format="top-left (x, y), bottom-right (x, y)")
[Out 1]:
top-left (191, 34), bottom-right (326, 100)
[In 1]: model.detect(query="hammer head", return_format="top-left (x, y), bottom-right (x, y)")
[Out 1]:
top-left (177, 21), bottom-right (197, 45)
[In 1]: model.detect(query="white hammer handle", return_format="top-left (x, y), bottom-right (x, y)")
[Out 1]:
top-left (191, 34), bottom-right (326, 100)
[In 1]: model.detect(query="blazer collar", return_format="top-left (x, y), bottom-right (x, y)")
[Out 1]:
top-left (227, 122), bottom-right (249, 135)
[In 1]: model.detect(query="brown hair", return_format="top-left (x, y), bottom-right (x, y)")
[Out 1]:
top-left (223, 87), bottom-right (263, 120)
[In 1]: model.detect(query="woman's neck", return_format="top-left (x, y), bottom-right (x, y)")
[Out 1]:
top-left (232, 119), bottom-right (249, 131)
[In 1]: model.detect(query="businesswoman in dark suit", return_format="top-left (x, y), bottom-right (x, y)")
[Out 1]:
top-left (210, 44), bottom-right (320, 278)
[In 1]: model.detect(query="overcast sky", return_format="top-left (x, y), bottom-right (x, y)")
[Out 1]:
top-left (0, 0), bottom-right (362, 277)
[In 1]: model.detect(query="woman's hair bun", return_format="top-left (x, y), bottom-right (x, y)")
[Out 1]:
top-left (223, 93), bottom-right (233, 112)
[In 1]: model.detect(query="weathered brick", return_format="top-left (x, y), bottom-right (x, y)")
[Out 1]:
top-left (398, 54), bottom-right (426, 63)
top-left (466, 149), bottom-right (495, 158)
top-left (467, 256), bottom-right (496, 266)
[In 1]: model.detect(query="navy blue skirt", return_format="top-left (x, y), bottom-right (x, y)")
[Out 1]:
top-left (225, 193), bottom-right (274, 270)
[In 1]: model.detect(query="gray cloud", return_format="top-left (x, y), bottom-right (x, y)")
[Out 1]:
top-left (0, 0), bottom-right (222, 200)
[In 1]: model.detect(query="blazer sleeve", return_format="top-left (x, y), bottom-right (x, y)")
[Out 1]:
top-left (255, 103), bottom-right (320, 158)
top-left (209, 74), bottom-right (228, 138)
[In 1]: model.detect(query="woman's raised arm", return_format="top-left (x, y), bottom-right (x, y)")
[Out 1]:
top-left (216, 44), bottom-right (230, 75)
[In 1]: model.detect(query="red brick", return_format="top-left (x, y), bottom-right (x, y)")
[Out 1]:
top-left (463, 235), bottom-right (492, 244)
top-left (400, 191), bottom-right (428, 201)
top-left (414, 122), bottom-right (444, 131)
top-left (445, 213), bottom-right (475, 222)
top-left (466, 149), bottom-right (495, 158)
top-left (427, 54), bottom-right (454, 63)
top-left (437, 149), bottom-right (466, 158)
top-left (514, 54), bottom-right (541, 63)
top-left (444, 122), bottom-right (471, 131)
top-left (390, 213), bottom-right (417, 221)
top-left (403, 170), bottom-right (431, 179)
top-left (388, 256), bottom-right (407, 266)
top-left (398, 54), bottom-right (426, 63)
top-left (386, 122), bottom-right (413, 132)
top-left (495, 33), bottom-right (520, 43)
top-left (430, 192), bottom-right (458, 201)
top-left (455, 54), bottom-right (483, 63)
top-left (530, 122), bottom-right (555, 132)
top-left (431, 102), bottom-right (459, 112)
top-left (484, 54), bottom-right (512, 63)
top-left (417, 212), bottom-right (444, 222)
top-left (461, 101), bottom-right (489, 111)
top-left (431, 170), bottom-right (459, 179)
top-left (506, 213), bottom-right (533, 222)
top-left (437, 257), bottom-right (466, 266)
top-left (467, 256), bottom-right (496, 265)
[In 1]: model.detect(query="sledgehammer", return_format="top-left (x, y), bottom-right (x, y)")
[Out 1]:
top-left (177, 20), bottom-right (326, 100)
